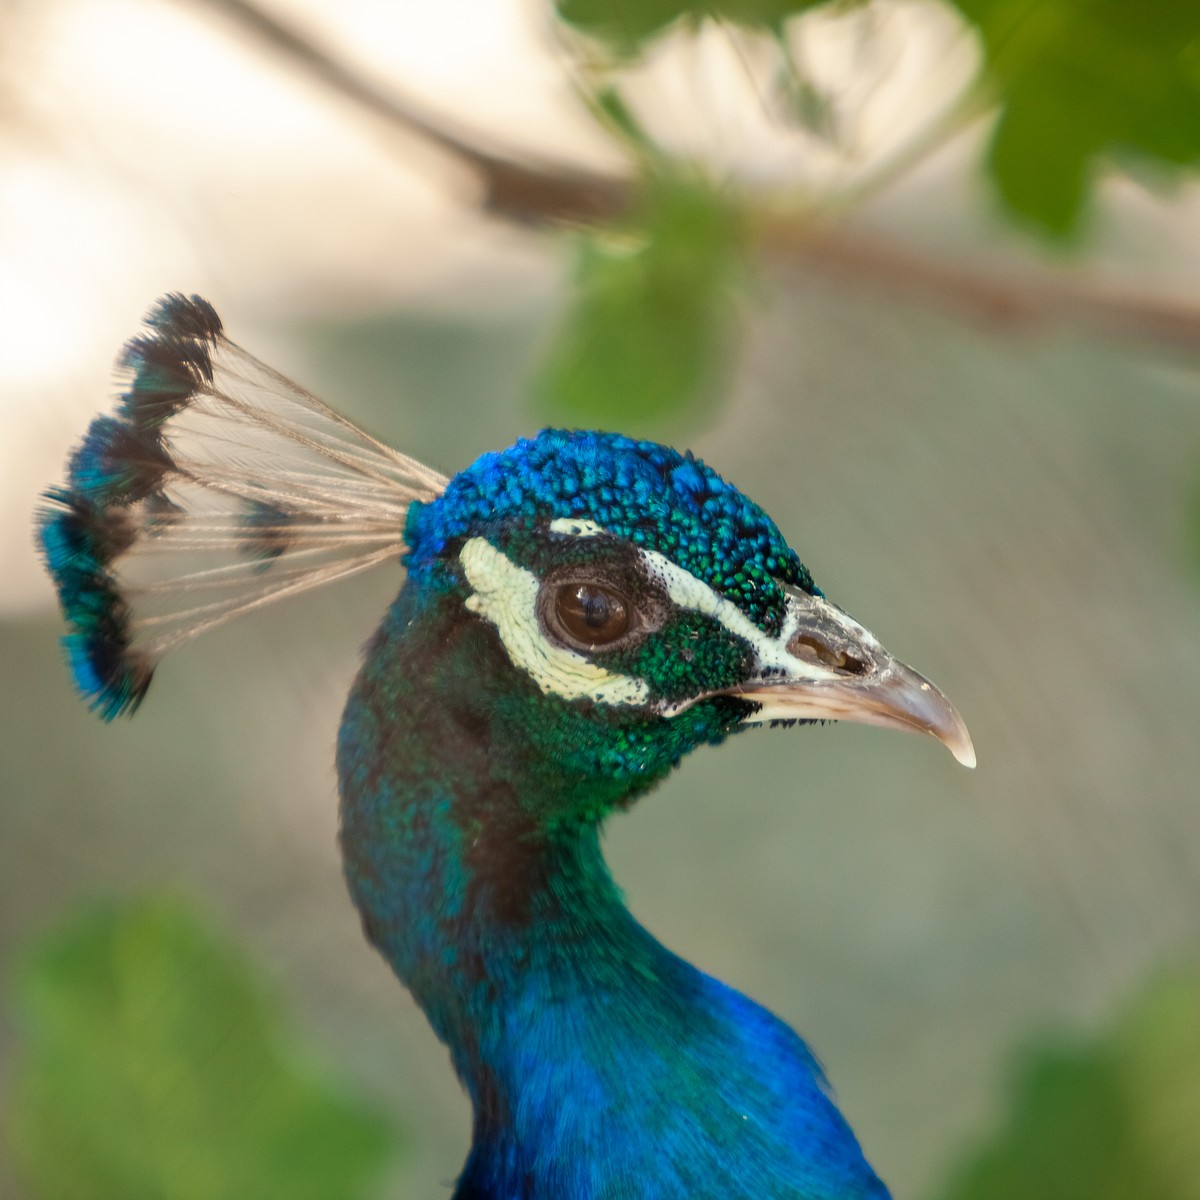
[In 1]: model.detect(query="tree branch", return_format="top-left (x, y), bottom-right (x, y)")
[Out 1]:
top-left (190, 0), bottom-right (1200, 357)
top-left (192, 0), bottom-right (630, 225)
top-left (768, 221), bottom-right (1200, 357)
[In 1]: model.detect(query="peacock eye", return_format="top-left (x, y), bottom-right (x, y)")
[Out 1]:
top-left (551, 582), bottom-right (630, 649)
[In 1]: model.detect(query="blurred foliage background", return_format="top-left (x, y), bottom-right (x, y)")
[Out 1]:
top-left (2, 0), bottom-right (1200, 1197)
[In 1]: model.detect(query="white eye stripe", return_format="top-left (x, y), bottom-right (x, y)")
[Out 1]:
top-left (459, 537), bottom-right (648, 707)
top-left (637, 549), bottom-right (840, 682)
top-left (548, 517), bottom-right (607, 538)
top-left (548, 516), bottom-right (822, 672)
top-left (459, 526), bottom-right (841, 716)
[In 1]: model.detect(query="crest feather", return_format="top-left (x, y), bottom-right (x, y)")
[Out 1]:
top-left (38, 293), bottom-right (448, 718)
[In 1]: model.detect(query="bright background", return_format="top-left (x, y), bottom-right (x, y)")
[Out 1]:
top-left (3, 2), bottom-right (1200, 1197)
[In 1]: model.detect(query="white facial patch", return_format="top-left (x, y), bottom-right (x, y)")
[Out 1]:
top-left (463, 521), bottom-right (866, 718)
top-left (638, 548), bottom-right (844, 684)
top-left (544, 517), bottom-right (855, 701)
top-left (548, 517), bottom-right (606, 538)
top-left (459, 537), bottom-right (649, 707)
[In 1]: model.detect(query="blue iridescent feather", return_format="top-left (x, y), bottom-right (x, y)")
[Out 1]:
top-left (338, 564), bottom-right (889, 1200)
top-left (35, 295), bottom-right (226, 716)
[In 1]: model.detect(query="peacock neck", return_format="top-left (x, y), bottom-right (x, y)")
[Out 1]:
top-left (336, 581), bottom-right (887, 1199)
top-left (336, 581), bottom-right (692, 1104)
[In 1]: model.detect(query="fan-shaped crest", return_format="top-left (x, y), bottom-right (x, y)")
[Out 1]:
top-left (38, 294), bottom-right (448, 718)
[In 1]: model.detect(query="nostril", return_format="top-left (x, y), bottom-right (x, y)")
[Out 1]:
top-left (791, 635), bottom-right (829, 666)
top-left (790, 634), bottom-right (868, 676)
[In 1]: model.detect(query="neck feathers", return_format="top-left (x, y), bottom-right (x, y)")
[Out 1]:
top-left (336, 582), bottom-right (886, 1200)
top-left (336, 583), bottom-right (676, 1053)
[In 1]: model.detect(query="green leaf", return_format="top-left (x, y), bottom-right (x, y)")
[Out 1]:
top-left (555, 0), bottom-right (832, 54)
top-left (715, 0), bottom-right (835, 31)
top-left (937, 965), bottom-right (1200, 1200)
top-left (533, 173), bottom-right (746, 429)
top-left (1118, 969), bottom-right (1200, 1197)
top-left (592, 85), bottom-right (659, 154)
top-left (6, 896), bottom-right (401, 1200)
top-left (951, 0), bottom-right (1200, 237)
top-left (556, 0), bottom-right (692, 51)
top-left (1190, 469), bottom-right (1200, 581)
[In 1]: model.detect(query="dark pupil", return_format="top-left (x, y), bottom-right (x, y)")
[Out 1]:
top-left (579, 589), bottom-right (610, 628)
top-left (557, 584), bottom-right (629, 645)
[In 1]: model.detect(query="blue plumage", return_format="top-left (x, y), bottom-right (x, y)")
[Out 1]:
top-left (40, 296), bottom-right (976, 1198)
top-left (339, 583), bottom-right (889, 1198)
top-left (37, 296), bottom-right (224, 715)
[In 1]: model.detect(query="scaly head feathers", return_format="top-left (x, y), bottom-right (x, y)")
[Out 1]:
top-left (404, 429), bottom-right (817, 628)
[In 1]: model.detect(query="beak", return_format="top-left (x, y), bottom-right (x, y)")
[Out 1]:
top-left (731, 592), bottom-right (976, 769)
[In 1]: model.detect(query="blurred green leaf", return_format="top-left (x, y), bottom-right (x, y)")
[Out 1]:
top-left (951, 0), bottom-right (1200, 237)
top-left (555, 0), bottom-right (832, 53)
top-left (774, 67), bottom-right (840, 145)
top-left (533, 173), bottom-right (745, 428)
top-left (6, 896), bottom-right (401, 1200)
top-left (556, 0), bottom-right (689, 49)
top-left (1190, 470), bottom-right (1200, 581)
top-left (592, 85), bottom-right (659, 154)
top-left (937, 965), bottom-right (1200, 1200)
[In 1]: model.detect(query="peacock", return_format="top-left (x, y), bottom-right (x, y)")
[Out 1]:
top-left (39, 295), bottom-right (974, 1199)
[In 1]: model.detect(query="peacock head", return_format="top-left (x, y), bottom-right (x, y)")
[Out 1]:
top-left (386, 428), bottom-right (974, 807)
top-left (37, 295), bottom-right (973, 804)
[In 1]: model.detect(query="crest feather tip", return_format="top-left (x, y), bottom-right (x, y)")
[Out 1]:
top-left (64, 630), bottom-right (153, 721)
top-left (146, 293), bottom-right (223, 341)
top-left (66, 415), bottom-right (173, 505)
